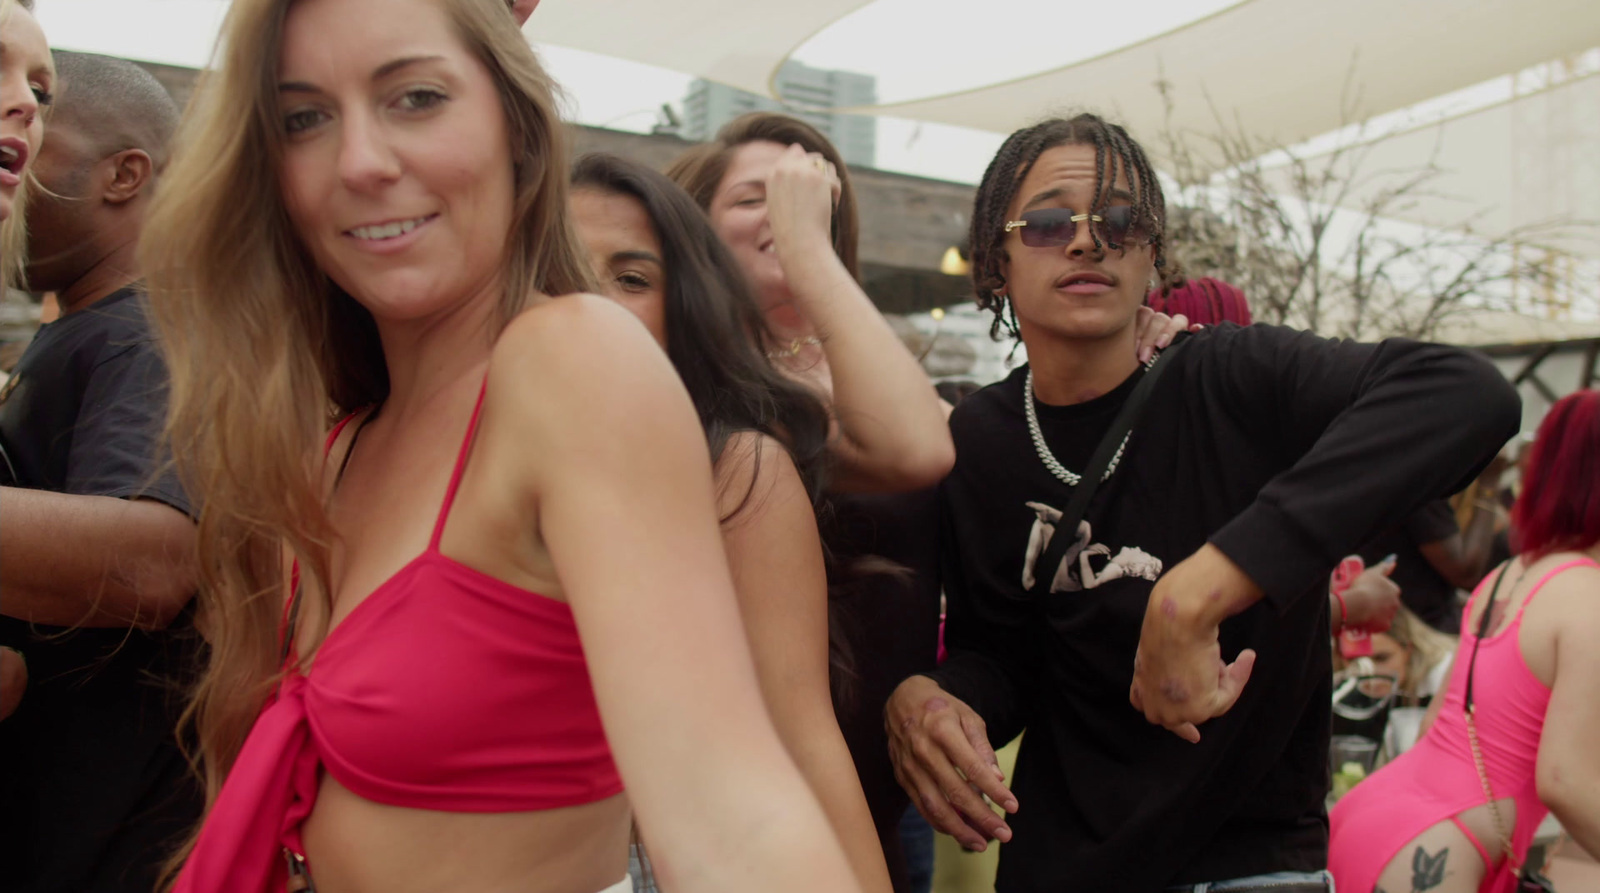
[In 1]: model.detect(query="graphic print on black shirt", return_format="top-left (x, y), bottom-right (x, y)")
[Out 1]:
top-left (1021, 511), bottom-right (1163, 593)
top-left (927, 324), bottom-right (1519, 893)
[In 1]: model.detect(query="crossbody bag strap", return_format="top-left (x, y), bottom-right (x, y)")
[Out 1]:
top-left (1027, 339), bottom-right (1187, 599)
top-left (1462, 562), bottom-right (1522, 873)
top-left (1462, 563), bottom-right (1508, 711)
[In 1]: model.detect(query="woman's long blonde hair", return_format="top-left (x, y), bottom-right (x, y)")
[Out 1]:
top-left (141, 0), bottom-right (593, 873)
top-left (1384, 607), bottom-right (1457, 702)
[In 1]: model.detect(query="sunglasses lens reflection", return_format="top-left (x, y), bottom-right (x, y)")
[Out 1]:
top-left (1016, 207), bottom-right (1141, 248)
top-left (1017, 209), bottom-right (1076, 247)
top-left (1101, 206), bottom-right (1135, 245)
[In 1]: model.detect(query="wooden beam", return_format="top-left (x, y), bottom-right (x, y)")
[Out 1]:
top-left (1512, 343), bottom-right (1558, 384)
top-left (1526, 373), bottom-right (1560, 405)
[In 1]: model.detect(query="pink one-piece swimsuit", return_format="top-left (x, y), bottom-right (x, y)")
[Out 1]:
top-left (1329, 558), bottom-right (1597, 893)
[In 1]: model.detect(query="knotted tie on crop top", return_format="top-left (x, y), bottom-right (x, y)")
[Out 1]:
top-left (174, 382), bottom-right (623, 893)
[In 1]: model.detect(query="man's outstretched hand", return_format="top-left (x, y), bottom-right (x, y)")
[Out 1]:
top-left (885, 675), bottom-right (1017, 851)
top-left (1129, 544), bottom-right (1262, 743)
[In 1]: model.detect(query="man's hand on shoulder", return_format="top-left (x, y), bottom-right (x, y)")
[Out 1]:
top-left (885, 675), bottom-right (1017, 851)
top-left (1130, 543), bottom-right (1261, 743)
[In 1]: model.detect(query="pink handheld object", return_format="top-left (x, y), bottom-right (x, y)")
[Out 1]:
top-left (1331, 556), bottom-right (1372, 658)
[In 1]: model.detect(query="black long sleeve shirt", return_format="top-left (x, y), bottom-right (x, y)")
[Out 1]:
top-left (927, 324), bottom-right (1520, 892)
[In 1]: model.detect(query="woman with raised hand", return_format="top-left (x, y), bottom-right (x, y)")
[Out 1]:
top-left (1330, 389), bottom-right (1600, 893)
top-left (668, 116), bottom-right (954, 889)
top-left (571, 151), bottom-right (892, 893)
top-left (143, 2), bottom-right (863, 892)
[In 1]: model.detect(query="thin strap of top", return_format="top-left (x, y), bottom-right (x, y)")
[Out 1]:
top-left (1514, 557), bottom-right (1600, 619)
top-left (429, 378), bottom-right (490, 551)
top-left (279, 410), bottom-right (375, 661)
top-left (1471, 557), bottom-right (1600, 633)
top-left (324, 412), bottom-right (360, 456)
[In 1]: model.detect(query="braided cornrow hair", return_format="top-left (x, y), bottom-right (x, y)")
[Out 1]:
top-left (969, 113), bottom-right (1183, 341)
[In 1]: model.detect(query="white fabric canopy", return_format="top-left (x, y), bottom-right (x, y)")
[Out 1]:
top-left (33, 0), bottom-right (1599, 256)
top-left (525, 0), bottom-right (870, 98)
top-left (41, 0), bottom-right (1599, 164)
top-left (842, 0), bottom-right (1600, 165)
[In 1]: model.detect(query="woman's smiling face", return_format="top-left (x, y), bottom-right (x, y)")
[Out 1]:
top-left (275, 0), bottom-right (517, 322)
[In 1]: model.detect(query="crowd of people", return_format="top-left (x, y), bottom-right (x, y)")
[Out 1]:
top-left (1, 1), bottom-right (1596, 893)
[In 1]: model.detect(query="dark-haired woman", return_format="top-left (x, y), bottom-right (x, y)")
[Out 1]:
top-left (667, 117), bottom-right (954, 891)
top-left (1330, 390), bottom-right (1600, 893)
top-left (570, 153), bottom-right (893, 893)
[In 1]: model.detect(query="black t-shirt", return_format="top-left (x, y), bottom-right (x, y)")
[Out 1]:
top-left (927, 324), bottom-right (1518, 892)
top-left (826, 488), bottom-right (942, 893)
top-left (0, 286), bottom-right (201, 893)
top-left (1360, 499), bottom-right (1462, 632)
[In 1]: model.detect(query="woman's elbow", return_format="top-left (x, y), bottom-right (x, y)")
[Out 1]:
top-left (836, 436), bottom-right (954, 492)
top-left (1536, 756), bottom-right (1593, 817)
top-left (901, 437), bottom-right (956, 490)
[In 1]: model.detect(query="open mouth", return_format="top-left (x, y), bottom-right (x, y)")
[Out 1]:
top-left (0, 139), bottom-right (29, 183)
top-left (344, 213), bottom-right (439, 242)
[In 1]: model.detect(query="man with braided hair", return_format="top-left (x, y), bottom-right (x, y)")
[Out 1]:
top-left (885, 113), bottom-right (1519, 892)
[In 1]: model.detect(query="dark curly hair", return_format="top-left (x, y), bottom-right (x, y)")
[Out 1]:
top-left (969, 113), bottom-right (1182, 341)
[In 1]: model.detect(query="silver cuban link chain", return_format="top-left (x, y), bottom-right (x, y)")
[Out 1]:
top-left (1024, 351), bottom-right (1159, 487)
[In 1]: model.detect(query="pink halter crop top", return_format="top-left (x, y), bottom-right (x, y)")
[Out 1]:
top-left (175, 383), bottom-right (623, 893)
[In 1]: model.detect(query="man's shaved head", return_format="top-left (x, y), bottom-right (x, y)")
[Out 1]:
top-left (49, 51), bottom-right (179, 169)
top-left (24, 53), bottom-right (181, 298)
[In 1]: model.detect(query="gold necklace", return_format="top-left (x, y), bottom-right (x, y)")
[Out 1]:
top-left (767, 335), bottom-right (822, 359)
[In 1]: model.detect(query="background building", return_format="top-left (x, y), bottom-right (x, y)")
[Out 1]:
top-left (682, 60), bottom-right (877, 168)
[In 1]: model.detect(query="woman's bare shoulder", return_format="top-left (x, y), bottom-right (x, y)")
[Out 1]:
top-left (493, 293), bottom-right (648, 366)
top-left (489, 294), bottom-right (682, 417)
top-left (1536, 554), bottom-right (1600, 607)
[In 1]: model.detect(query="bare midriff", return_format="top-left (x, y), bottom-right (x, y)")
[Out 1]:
top-left (301, 775), bottom-right (631, 893)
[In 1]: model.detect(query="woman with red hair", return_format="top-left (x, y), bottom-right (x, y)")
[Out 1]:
top-left (1147, 276), bottom-right (1253, 327)
top-left (1329, 389), bottom-right (1600, 893)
